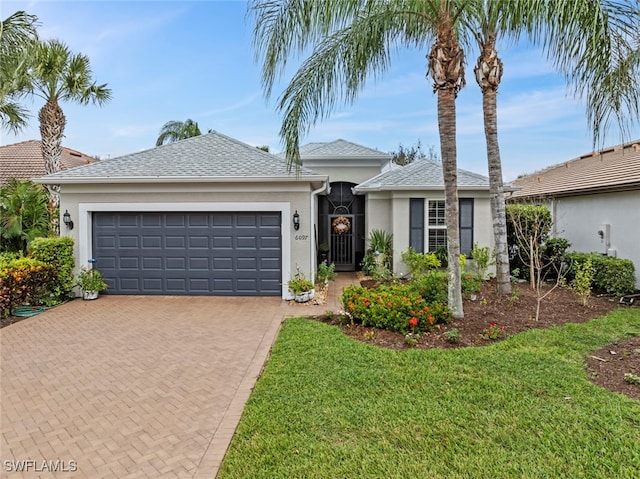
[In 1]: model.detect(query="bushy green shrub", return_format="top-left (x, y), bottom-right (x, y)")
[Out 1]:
top-left (0, 252), bottom-right (20, 269)
top-left (316, 261), bottom-right (336, 283)
top-left (461, 273), bottom-right (484, 296)
top-left (401, 247), bottom-right (441, 277)
top-left (0, 257), bottom-right (56, 317)
top-left (408, 271), bottom-right (448, 304)
top-left (566, 252), bottom-right (635, 296)
top-left (341, 284), bottom-right (450, 334)
top-left (470, 242), bottom-right (494, 278)
top-left (30, 237), bottom-right (75, 305)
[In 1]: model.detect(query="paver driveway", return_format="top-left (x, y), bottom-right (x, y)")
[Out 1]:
top-left (0, 295), bottom-right (290, 478)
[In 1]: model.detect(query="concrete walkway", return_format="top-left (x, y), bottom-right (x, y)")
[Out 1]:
top-left (0, 274), bottom-right (358, 478)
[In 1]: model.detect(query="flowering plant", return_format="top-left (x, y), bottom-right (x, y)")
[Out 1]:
top-left (480, 322), bottom-right (506, 340)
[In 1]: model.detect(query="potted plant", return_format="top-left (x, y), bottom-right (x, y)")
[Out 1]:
top-left (76, 267), bottom-right (108, 300)
top-left (318, 243), bottom-right (330, 264)
top-left (288, 273), bottom-right (315, 303)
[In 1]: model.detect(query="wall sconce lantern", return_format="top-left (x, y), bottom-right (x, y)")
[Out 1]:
top-left (63, 210), bottom-right (74, 230)
top-left (293, 210), bottom-right (300, 230)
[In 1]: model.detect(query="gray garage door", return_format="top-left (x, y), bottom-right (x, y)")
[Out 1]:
top-left (92, 212), bottom-right (282, 295)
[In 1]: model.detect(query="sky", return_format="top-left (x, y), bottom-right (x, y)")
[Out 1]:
top-left (2, 0), bottom-right (638, 181)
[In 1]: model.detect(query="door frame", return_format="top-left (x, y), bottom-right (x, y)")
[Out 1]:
top-left (77, 202), bottom-right (292, 298)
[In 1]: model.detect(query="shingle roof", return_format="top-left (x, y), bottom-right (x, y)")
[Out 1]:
top-left (509, 140), bottom-right (640, 198)
top-left (37, 131), bottom-right (321, 183)
top-left (296, 139), bottom-right (392, 160)
top-left (0, 140), bottom-right (97, 185)
top-left (355, 159), bottom-right (490, 191)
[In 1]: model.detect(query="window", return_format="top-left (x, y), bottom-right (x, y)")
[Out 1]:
top-left (428, 200), bottom-right (447, 252)
top-left (409, 199), bottom-right (474, 254)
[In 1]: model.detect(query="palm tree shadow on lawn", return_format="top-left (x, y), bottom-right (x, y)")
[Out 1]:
top-left (311, 279), bottom-right (640, 401)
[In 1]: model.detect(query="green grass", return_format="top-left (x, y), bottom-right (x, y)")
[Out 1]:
top-left (218, 309), bottom-right (640, 478)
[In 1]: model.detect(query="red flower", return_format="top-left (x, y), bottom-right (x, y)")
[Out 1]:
top-left (428, 315), bottom-right (434, 324)
top-left (409, 317), bottom-right (418, 328)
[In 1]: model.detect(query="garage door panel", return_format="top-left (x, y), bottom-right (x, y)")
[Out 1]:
top-left (189, 236), bottom-right (209, 248)
top-left (166, 257), bottom-right (186, 270)
top-left (93, 212), bottom-right (281, 295)
top-left (142, 236), bottom-right (162, 248)
top-left (212, 236), bottom-right (232, 248)
top-left (236, 236), bottom-right (257, 248)
top-left (119, 236), bottom-right (139, 248)
top-left (142, 214), bottom-right (162, 227)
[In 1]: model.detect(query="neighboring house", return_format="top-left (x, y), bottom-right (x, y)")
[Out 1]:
top-left (0, 139), bottom-right (97, 185)
top-left (508, 140), bottom-right (640, 288)
top-left (36, 132), bottom-right (495, 298)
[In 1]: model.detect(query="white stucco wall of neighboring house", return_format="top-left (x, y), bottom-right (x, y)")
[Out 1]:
top-left (548, 190), bottom-right (640, 288)
top-left (57, 181), bottom-right (320, 299)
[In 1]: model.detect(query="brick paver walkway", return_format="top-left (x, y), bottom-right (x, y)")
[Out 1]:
top-left (0, 274), bottom-right (358, 478)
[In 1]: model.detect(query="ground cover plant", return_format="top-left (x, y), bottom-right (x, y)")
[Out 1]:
top-left (218, 309), bottom-right (640, 478)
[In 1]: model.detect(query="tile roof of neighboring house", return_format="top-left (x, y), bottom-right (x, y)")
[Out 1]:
top-left (0, 140), bottom-right (97, 185)
top-left (509, 140), bottom-right (640, 199)
top-left (355, 158), bottom-right (490, 191)
top-left (36, 131), bottom-right (323, 184)
top-left (296, 139), bottom-right (392, 160)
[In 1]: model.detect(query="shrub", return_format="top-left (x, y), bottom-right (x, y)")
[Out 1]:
top-left (566, 252), bottom-right (635, 296)
top-left (0, 252), bottom-right (20, 269)
top-left (0, 179), bottom-right (53, 253)
top-left (401, 247), bottom-right (441, 277)
top-left (316, 261), bottom-right (336, 283)
top-left (461, 273), bottom-right (483, 296)
top-left (470, 242), bottom-right (494, 278)
top-left (571, 257), bottom-right (594, 306)
top-left (341, 284), bottom-right (450, 334)
top-left (30, 237), bottom-right (75, 305)
top-left (408, 271), bottom-right (448, 305)
top-left (0, 257), bottom-right (56, 317)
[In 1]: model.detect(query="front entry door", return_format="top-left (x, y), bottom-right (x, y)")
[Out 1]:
top-left (329, 213), bottom-right (355, 271)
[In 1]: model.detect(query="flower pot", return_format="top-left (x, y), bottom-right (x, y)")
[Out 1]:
top-left (294, 288), bottom-right (315, 303)
top-left (83, 290), bottom-right (99, 300)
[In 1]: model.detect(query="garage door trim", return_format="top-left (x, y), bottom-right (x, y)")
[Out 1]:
top-left (78, 202), bottom-right (292, 298)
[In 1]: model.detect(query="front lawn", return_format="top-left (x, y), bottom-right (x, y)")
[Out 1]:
top-left (218, 309), bottom-right (640, 478)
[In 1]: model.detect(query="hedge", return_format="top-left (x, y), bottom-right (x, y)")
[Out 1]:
top-left (566, 252), bottom-right (636, 297)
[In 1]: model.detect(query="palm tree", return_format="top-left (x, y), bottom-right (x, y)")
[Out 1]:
top-left (250, 0), bottom-right (470, 317)
top-left (466, 0), bottom-right (639, 296)
top-left (155, 119), bottom-right (202, 146)
top-left (26, 39), bottom-right (111, 207)
top-left (0, 11), bottom-right (38, 133)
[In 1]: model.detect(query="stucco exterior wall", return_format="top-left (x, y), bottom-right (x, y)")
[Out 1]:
top-left (58, 181), bottom-right (320, 298)
top-left (363, 190), bottom-right (494, 275)
top-left (549, 190), bottom-right (640, 287)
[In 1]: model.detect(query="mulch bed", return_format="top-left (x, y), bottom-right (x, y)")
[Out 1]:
top-left (311, 278), bottom-right (640, 401)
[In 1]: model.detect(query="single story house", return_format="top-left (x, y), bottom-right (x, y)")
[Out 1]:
top-left (508, 140), bottom-right (640, 288)
top-left (36, 131), bottom-right (495, 298)
top-left (0, 139), bottom-right (97, 186)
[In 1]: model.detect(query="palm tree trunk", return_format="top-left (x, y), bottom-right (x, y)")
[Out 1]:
top-left (475, 34), bottom-right (511, 295)
top-left (438, 88), bottom-right (464, 318)
top-left (482, 88), bottom-right (511, 295)
top-left (429, 4), bottom-right (465, 319)
top-left (38, 96), bottom-right (65, 210)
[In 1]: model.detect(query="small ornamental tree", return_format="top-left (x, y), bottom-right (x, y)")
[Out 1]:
top-left (506, 204), bottom-right (566, 320)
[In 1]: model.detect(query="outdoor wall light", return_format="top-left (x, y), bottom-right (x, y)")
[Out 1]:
top-left (63, 210), bottom-right (74, 230)
top-left (293, 210), bottom-right (300, 230)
